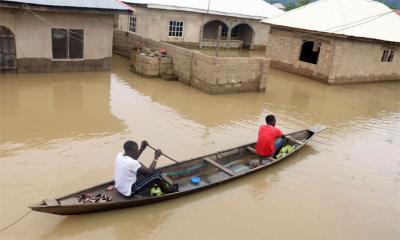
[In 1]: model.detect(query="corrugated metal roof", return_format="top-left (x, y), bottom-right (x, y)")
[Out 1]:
top-left (262, 0), bottom-right (400, 43)
top-left (123, 0), bottom-right (283, 19)
top-left (1, 0), bottom-right (132, 11)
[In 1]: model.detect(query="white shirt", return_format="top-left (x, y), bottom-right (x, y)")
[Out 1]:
top-left (114, 152), bottom-right (142, 196)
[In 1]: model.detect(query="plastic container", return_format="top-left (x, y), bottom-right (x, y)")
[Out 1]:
top-left (191, 176), bottom-right (201, 184)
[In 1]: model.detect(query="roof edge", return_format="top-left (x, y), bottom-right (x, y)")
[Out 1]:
top-left (0, 1), bottom-right (133, 15)
top-left (267, 23), bottom-right (400, 45)
top-left (127, 3), bottom-right (273, 20)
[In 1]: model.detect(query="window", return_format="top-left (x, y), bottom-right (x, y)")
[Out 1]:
top-left (231, 26), bottom-right (239, 39)
top-left (129, 16), bottom-right (136, 32)
top-left (381, 49), bottom-right (394, 62)
top-left (221, 25), bottom-right (228, 38)
top-left (52, 28), bottom-right (83, 59)
top-left (69, 29), bottom-right (83, 59)
top-left (168, 21), bottom-right (184, 37)
top-left (299, 40), bottom-right (320, 64)
top-left (0, 26), bottom-right (17, 70)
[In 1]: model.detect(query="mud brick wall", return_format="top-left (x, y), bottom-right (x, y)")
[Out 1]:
top-left (191, 53), bottom-right (269, 94)
top-left (145, 38), bottom-right (194, 84)
top-left (113, 30), bottom-right (269, 94)
top-left (133, 55), bottom-right (160, 76)
top-left (114, 30), bottom-right (193, 84)
top-left (266, 26), bottom-right (400, 84)
top-left (159, 57), bottom-right (173, 76)
top-left (131, 54), bottom-right (173, 77)
top-left (113, 31), bottom-right (144, 58)
top-left (266, 27), bottom-right (334, 82)
top-left (328, 39), bottom-right (400, 83)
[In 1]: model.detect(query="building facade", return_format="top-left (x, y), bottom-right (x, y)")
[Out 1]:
top-left (117, 0), bottom-right (282, 49)
top-left (263, 0), bottom-right (400, 84)
top-left (0, 0), bottom-right (131, 73)
top-left (266, 27), bottom-right (400, 83)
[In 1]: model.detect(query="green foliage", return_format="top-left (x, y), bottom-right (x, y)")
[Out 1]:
top-left (297, 0), bottom-right (311, 7)
top-left (285, 2), bottom-right (297, 10)
top-left (282, 0), bottom-right (311, 11)
top-left (380, 0), bottom-right (397, 9)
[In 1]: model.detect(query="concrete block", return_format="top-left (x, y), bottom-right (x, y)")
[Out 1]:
top-left (160, 57), bottom-right (172, 64)
top-left (151, 63), bottom-right (160, 70)
top-left (142, 68), bottom-right (159, 76)
top-left (135, 65), bottom-right (142, 74)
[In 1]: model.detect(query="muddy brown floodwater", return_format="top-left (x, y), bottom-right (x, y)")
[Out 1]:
top-left (0, 54), bottom-right (399, 240)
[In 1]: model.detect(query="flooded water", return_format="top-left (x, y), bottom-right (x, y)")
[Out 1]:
top-left (1, 54), bottom-right (399, 240)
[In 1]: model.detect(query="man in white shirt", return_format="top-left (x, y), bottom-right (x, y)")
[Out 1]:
top-left (114, 140), bottom-right (163, 197)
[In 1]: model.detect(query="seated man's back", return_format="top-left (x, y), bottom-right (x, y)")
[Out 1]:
top-left (114, 152), bottom-right (141, 196)
top-left (114, 140), bottom-right (163, 197)
top-left (255, 115), bottom-right (284, 157)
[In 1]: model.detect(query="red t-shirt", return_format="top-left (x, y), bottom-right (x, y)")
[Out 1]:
top-left (255, 125), bottom-right (283, 156)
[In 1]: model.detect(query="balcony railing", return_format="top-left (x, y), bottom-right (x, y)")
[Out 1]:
top-left (199, 39), bottom-right (243, 49)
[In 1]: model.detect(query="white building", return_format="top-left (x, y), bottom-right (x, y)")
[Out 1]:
top-left (0, 0), bottom-right (131, 73)
top-left (262, 0), bottom-right (400, 83)
top-left (117, 0), bottom-right (283, 49)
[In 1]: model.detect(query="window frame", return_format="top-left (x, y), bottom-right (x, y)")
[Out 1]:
top-left (0, 26), bottom-right (17, 70)
top-left (381, 49), bottom-right (395, 62)
top-left (129, 16), bottom-right (136, 33)
top-left (298, 40), bottom-right (321, 65)
top-left (168, 20), bottom-right (184, 38)
top-left (231, 26), bottom-right (239, 39)
top-left (51, 28), bottom-right (84, 60)
top-left (221, 25), bottom-right (228, 38)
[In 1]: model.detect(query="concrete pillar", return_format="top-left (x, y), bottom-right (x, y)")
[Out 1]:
top-left (227, 27), bottom-right (232, 49)
top-left (258, 59), bottom-right (270, 92)
top-left (250, 31), bottom-right (255, 50)
top-left (199, 25), bottom-right (204, 48)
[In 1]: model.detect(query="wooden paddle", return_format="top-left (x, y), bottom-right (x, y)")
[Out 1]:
top-left (147, 144), bottom-right (182, 165)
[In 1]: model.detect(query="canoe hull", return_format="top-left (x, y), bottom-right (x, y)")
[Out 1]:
top-left (30, 125), bottom-right (326, 215)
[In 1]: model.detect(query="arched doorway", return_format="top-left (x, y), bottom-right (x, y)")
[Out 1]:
top-left (231, 24), bottom-right (254, 48)
top-left (202, 20), bottom-right (229, 40)
top-left (0, 26), bottom-right (17, 72)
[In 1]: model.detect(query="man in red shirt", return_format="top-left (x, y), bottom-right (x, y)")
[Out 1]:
top-left (256, 115), bottom-right (285, 157)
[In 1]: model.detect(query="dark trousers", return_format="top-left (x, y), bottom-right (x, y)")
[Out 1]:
top-left (274, 137), bottom-right (285, 155)
top-left (131, 172), bottom-right (163, 196)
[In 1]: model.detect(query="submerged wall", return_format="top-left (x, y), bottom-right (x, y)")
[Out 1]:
top-left (328, 39), bottom-right (400, 83)
top-left (0, 7), bottom-right (114, 73)
top-left (266, 27), bottom-right (335, 82)
top-left (113, 30), bottom-right (269, 94)
top-left (191, 53), bottom-right (268, 93)
top-left (265, 26), bottom-right (400, 84)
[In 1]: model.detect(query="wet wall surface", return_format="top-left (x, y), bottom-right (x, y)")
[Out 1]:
top-left (0, 54), bottom-right (399, 239)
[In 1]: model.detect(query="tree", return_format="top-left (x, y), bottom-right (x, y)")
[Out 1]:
top-left (284, 0), bottom-right (311, 11)
top-left (285, 2), bottom-right (297, 11)
top-left (296, 0), bottom-right (311, 7)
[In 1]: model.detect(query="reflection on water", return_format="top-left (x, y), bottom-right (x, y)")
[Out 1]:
top-left (0, 72), bottom-right (126, 155)
top-left (0, 54), bottom-right (399, 240)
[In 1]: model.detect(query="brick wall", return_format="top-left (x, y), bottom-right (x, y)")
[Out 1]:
top-left (266, 27), bottom-right (335, 82)
top-left (191, 53), bottom-right (269, 93)
top-left (113, 30), bottom-right (269, 94)
top-left (328, 39), bottom-right (400, 83)
top-left (266, 26), bottom-right (400, 84)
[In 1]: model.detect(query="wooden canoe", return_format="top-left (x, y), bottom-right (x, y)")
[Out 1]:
top-left (29, 124), bottom-right (326, 215)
